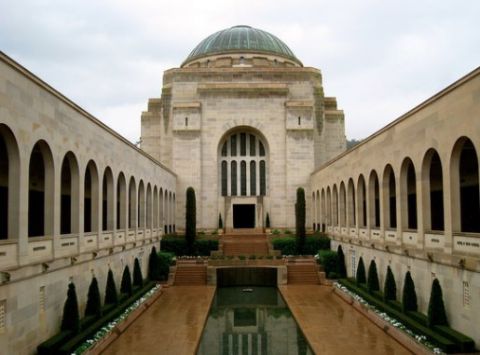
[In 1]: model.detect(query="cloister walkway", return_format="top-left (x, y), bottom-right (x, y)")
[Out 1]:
top-left (279, 285), bottom-right (412, 354)
top-left (102, 286), bottom-right (215, 355)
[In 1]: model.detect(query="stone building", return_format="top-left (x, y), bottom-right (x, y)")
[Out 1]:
top-left (141, 25), bottom-right (346, 232)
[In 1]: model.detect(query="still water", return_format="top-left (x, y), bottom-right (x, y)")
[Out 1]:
top-left (197, 287), bottom-right (314, 355)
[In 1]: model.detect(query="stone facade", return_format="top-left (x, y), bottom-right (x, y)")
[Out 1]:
top-left (311, 67), bottom-right (480, 344)
top-left (0, 52), bottom-right (176, 354)
top-left (141, 66), bottom-right (346, 232)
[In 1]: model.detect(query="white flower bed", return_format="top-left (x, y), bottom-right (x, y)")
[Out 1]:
top-left (73, 285), bottom-right (161, 354)
top-left (334, 282), bottom-right (445, 355)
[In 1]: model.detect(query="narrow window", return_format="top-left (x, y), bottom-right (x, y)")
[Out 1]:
top-left (231, 135), bottom-right (237, 156)
top-left (240, 133), bottom-right (246, 156)
top-left (185, 117), bottom-right (188, 127)
top-left (231, 161), bottom-right (237, 196)
top-left (240, 161), bottom-right (247, 196)
top-left (298, 116), bottom-right (301, 126)
top-left (250, 161), bottom-right (256, 195)
top-left (259, 142), bottom-right (265, 157)
top-left (221, 161), bottom-right (227, 196)
top-left (260, 160), bottom-right (266, 195)
top-left (221, 142), bottom-right (227, 157)
top-left (0, 300), bottom-right (5, 333)
top-left (249, 134), bottom-right (256, 156)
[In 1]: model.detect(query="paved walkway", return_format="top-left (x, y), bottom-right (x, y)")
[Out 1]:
top-left (102, 286), bottom-right (216, 355)
top-left (279, 285), bottom-right (412, 355)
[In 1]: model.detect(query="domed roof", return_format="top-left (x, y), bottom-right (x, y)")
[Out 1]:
top-left (182, 25), bottom-right (302, 66)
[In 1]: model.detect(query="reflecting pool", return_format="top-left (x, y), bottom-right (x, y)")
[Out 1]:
top-left (197, 287), bottom-right (314, 355)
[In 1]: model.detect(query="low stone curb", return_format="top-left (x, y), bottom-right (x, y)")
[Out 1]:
top-left (333, 286), bottom-right (432, 355)
top-left (83, 285), bottom-right (164, 355)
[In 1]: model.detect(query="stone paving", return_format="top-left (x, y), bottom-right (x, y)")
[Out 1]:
top-left (279, 285), bottom-right (412, 355)
top-left (101, 286), bottom-right (215, 355)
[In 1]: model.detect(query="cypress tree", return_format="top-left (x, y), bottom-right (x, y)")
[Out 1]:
top-left (402, 271), bottom-right (418, 312)
top-left (61, 282), bottom-right (80, 333)
top-left (367, 260), bottom-right (380, 293)
top-left (85, 277), bottom-right (102, 318)
top-left (336, 245), bottom-right (347, 278)
top-left (356, 257), bottom-right (366, 284)
top-left (148, 246), bottom-right (160, 281)
top-left (384, 266), bottom-right (397, 301)
top-left (133, 258), bottom-right (143, 287)
top-left (120, 265), bottom-right (133, 296)
top-left (265, 213), bottom-right (270, 228)
top-left (185, 187), bottom-right (196, 254)
top-left (218, 213), bottom-right (223, 229)
top-left (427, 278), bottom-right (448, 327)
top-left (105, 269), bottom-right (118, 305)
top-left (295, 187), bottom-right (306, 254)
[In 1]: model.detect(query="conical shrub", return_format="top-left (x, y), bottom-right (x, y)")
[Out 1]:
top-left (133, 258), bottom-right (143, 287)
top-left (427, 278), bottom-right (448, 327)
top-left (85, 277), bottom-right (102, 318)
top-left (105, 269), bottom-right (118, 305)
top-left (120, 265), bottom-right (133, 296)
top-left (336, 245), bottom-right (347, 278)
top-left (356, 257), bottom-right (366, 284)
top-left (61, 282), bottom-right (80, 333)
top-left (218, 213), bottom-right (223, 229)
top-left (148, 246), bottom-right (160, 281)
top-left (367, 260), bottom-right (380, 293)
top-left (402, 271), bottom-right (418, 312)
top-left (265, 213), bottom-right (270, 228)
top-left (384, 266), bottom-right (397, 301)
top-left (185, 187), bottom-right (196, 254)
top-left (295, 187), bottom-right (306, 254)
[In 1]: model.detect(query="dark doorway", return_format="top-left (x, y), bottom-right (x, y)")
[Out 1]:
top-left (233, 204), bottom-right (255, 228)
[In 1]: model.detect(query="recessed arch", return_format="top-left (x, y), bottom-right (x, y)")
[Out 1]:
top-left (0, 124), bottom-right (20, 240)
top-left (138, 180), bottom-right (145, 229)
top-left (102, 167), bottom-right (114, 231)
top-left (84, 160), bottom-right (99, 233)
top-left (368, 170), bottom-right (380, 228)
top-left (28, 140), bottom-right (54, 237)
top-left (400, 158), bottom-right (417, 230)
top-left (153, 186), bottom-right (158, 229)
top-left (450, 137), bottom-right (480, 233)
top-left (116, 172), bottom-right (127, 230)
top-left (326, 186), bottom-right (332, 226)
top-left (316, 190), bottom-right (320, 231)
top-left (339, 182), bottom-right (346, 227)
top-left (60, 152), bottom-right (80, 235)
top-left (128, 176), bottom-right (137, 229)
top-left (321, 188), bottom-right (326, 231)
top-left (422, 149), bottom-right (444, 231)
top-left (332, 184), bottom-right (339, 226)
top-left (159, 188), bottom-right (164, 230)
top-left (146, 183), bottom-right (152, 229)
top-left (357, 175), bottom-right (367, 228)
top-left (347, 178), bottom-right (356, 227)
top-left (382, 164), bottom-right (397, 229)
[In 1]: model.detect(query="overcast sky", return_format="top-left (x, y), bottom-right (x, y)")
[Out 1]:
top-left (1, 0), bottom-right (479, 142)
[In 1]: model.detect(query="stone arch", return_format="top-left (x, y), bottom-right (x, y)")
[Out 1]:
top-left (102, 167), bottom-right (114, 231)
top-left (146, 183), bottom-right (152, 229)
top-left (159, 188), bottom-right (164, 230)
top-left (316, 190), bottom-right (320, 231)
top-left (128, 176), bottom-right (137, 229)
top-left (0, 124), bottom-right (20, 240)
top-left (138, 180), bottom-right (145, 229)
top-left (422, 149), bottom-right (444, 231)
top-left (116, 172), bottom-right (127, 230)
top-left (339, 182), bottom-right (346, 227)
top-left (347, 178), bottom-right (356, 227)
top-left (28, 140), bottom-right (54, 237)
top-left (60, 152), bottom-right (80, 235)
top-left (450, 137), bottom-right (480, 233)
top-left (84, 160), bottom-right (99, 233)
top-left (368, 170), bottom-right (380, 228)
top-left (321, 188), bottom-right (326, 231)
top-left (332, 184), bottom-right (339, 226)
top-left (400, 158), bottom-right (417, 230)
top-left (382, 164), bottom-right (397, 229)
top-left (153, 186), bottom-right (158, 229)
top-left (326, 186), bottom-right (331, 226)
top-left (357, 175), bottom-right (367, 228)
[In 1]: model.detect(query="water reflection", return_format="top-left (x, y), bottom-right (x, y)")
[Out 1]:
top-left (197, 287), bottom-right (313, 355)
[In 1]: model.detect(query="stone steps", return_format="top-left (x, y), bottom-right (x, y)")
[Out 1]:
top-left (174, 264), bottom-right (207, 285)
top-left (221, 233), bottom-right (271, 256)
top-left (287, 261), bottom-right (319, 285)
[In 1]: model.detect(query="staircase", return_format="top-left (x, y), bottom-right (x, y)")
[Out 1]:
top-left (287, 258), bottom-right (319, 284)
top-left (173, 261), bottom-right (207, 285)
top-left (221, 233), bottom-right (270, 256)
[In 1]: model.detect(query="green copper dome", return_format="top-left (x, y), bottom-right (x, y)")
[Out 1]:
top-left (183, 25), bottom-right (302, 66)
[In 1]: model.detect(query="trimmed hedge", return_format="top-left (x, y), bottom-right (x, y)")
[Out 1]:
top-left (160, 238), bottom-right (219, 256)
top-left (356, 257), bottom-right (366, 285)
top-left (336, 245), bottom-right (347, 278)
top-left (367, 260), bottom-right (380, 293)
top-left (402, 271), bottom-right (418, 312)
top-left (317, 250), bottom-right (337, 278)
top-left (295, 187), bottom-right (306, 254)
top-left (428, 278), bottom-right (448, 327)
top-left (158, 252), bottom-right (174, 281)
top-left (339, 279), bottom-right (475, 353)
top-left (272, 236), bottom-right (330, 255)
top-left (38, 282), bottom-right (155, 355)
top-left (61, 283), bottom-right (80, 333)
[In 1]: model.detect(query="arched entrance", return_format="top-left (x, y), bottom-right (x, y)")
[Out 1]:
top-left (218, 128), bottom-right (268, 231)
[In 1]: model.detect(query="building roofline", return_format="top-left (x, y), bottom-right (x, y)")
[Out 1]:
top-left (0, 51), bottom-right (176, 177)
top-left (311, 65), bottom-right (480, 176)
